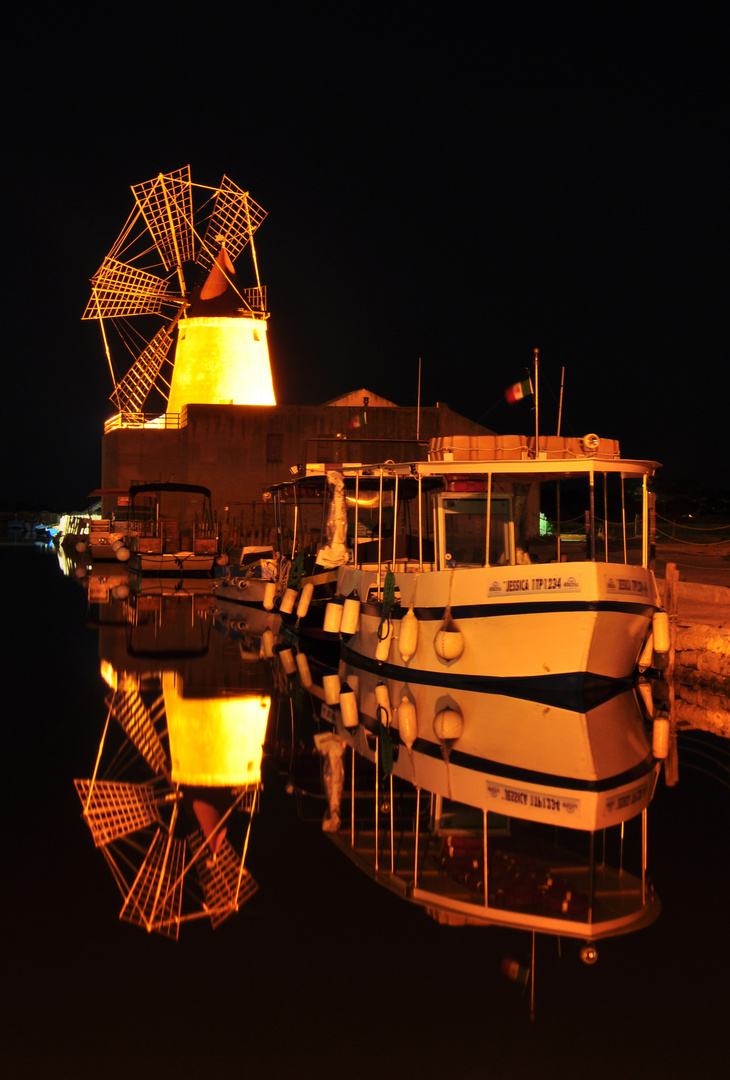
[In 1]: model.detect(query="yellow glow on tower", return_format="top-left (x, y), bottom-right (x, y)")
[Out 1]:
top-left (168, 315), bottom-right (274, 410)
top-left (167, 245), bottom-right (276, 413)
top-left (163, 670), bottom-right (270, 787)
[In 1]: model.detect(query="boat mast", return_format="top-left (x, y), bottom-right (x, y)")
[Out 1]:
top-left (557, 365), bottom-right (565, 436)
top-left (534, 348), bottom-right (539, 456)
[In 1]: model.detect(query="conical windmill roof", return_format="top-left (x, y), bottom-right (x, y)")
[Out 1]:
top-left (186, 246), bottom-right (248, 318)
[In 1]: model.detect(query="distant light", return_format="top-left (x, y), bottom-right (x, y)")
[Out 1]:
top-left (539, 512), bottom-right (553, 536)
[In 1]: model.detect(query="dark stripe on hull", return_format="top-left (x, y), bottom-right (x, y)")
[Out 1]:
top-left (406, 737), bottom-right (657, 794)
top-left (340, 642), bottom-right (635, 710)
top-left (363, 600), bottom-right (655, 620)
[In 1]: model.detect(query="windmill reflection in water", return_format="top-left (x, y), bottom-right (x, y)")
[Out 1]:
top-left (75, 577), bottom-right (272, 938)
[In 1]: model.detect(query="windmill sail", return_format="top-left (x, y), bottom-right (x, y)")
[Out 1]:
top-left (120, 828), bottom-right (186, 938)
top-left (107, 687), bottom-right (168, 777)
top-left (74, 778), bottom-right (163, 847)
top-left (131, 166), bottom-right (196, 271)
top-left (82, 257), bottom-right (176, 320)
top-left (189, 826), bottom-right (258, 928)
top-left (110, 327), bottom-right (173, 411)
top-left (197, 175), bottom-right (267, 272)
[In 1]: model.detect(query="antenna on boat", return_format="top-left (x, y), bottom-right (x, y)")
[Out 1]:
top-left (416, 357), bottom-right (422, 441)
top-left (557, 365), bottom-right (565, 436)
top-left (534, 348), bottom-right (539, 457)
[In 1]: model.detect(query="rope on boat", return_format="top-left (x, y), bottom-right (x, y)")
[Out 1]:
top-left (377, 708), bottom-right (394, 777)
top-left (287, 553), bottom-right (304, 591)
top-left (377, 569), bottom-right (396, 641)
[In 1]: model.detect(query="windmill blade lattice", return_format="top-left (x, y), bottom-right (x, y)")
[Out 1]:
top-left (131, 165), bottom-right (196, 273)
top-left (198, 175), bottom-right (267, 272)
top-left (110, 327), bottom-right (174, 412)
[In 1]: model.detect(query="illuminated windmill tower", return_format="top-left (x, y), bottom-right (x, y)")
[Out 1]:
top-left (83, 166), bottom-right (275, 424)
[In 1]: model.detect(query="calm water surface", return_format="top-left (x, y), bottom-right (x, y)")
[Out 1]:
top-left (3, 543), bottom-right (728, 1079)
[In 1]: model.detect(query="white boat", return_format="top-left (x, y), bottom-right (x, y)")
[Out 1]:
top-left (277, 652), bottom-right (661, 944)
top-left (268, 435), bottom-right (667, 703)
top-left (127, 483), bottom-right (220, 575)
top-left (214, 546), bottom-right (282, 607)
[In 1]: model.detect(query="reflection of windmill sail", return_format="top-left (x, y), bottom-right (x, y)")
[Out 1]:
top-left (73, 778), bottom-right (163, 846)
top-left (189, 826), bottom-right (258, 928)
top-left (120, 827), bottom-right (186, 939)
top-left (110, 328), bottom-right (174, 412)
top-left (107, 687), bottom-right (168, 776)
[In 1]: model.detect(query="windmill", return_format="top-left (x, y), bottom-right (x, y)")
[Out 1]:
top-left (83, 166), bottom-right (272, 425)
top-left (75, 677), bottom-right (262, 938)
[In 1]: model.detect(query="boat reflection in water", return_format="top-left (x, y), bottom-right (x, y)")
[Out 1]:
top-left (74, 575), bottom-right (274, 937)
top-left (275, 639), bottom-right (662, 956)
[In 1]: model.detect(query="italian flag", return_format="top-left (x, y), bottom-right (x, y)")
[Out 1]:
top-left (505, 377), bottom-right (533, 404)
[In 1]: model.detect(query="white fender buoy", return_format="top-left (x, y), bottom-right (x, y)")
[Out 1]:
top-left (75, 540), bottom-right (87, 554)
top-left (375, 681), bottom-right (391, 723)
top-left (296, 651), bottom-right (313, 689)
top-left (375, 621), bottom-right (393, 663)
top-left (263, 581), bottom-right (277, 611)
top-left (398, 606), bottom-right (419, 663)
top-left (279, 647), bottom-right (297, 675)
top-left (341, 596), bottom-right (361, 636)
top-left (112, 540), bottom-right (125, 552)
top-left (637, 679), bottom-right (654, 718)
top-left (339, 681), bottom-right (359, 729)
top-left (260, 628), bottom-right (275, 659)
top-left (279, 587), bottom-right (298, 614)
top-left (111, 583), bottom-right (129, 600)
top-left (216, 553), bottom-right (229, 566)
top-left (638, 632), bottom-right (654, 671)
top-left (652, 611), bottom-right (670, 654)
top-left (434, 705), bottom-right (464, 799)
top-left (398, 696), bottom-right (418, 751)
top-left (434, 706), bottom-right (464, 744)
top-left (397, 695), bottom-right (418, 782)
top-left (115, 546), bottom-right (131, 563)
top-left (434, 610), bottom-right (464, 662)
top-left (297, 582), bottom-right (314, 618)
top-left (323, 673), bottom-right (341, 706)
top-left (652, 714), bottom-right (670, 759)
top-left (323, 597), bottom-right (344, 634)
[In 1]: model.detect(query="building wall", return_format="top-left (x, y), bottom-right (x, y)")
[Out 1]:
top-left (101, 402), bottom-right (494, 540)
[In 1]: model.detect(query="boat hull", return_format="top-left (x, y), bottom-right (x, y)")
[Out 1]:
top-left (336, 561), bottom-right (659, 696)
top-left (132, 551), bottom-right (216, 575)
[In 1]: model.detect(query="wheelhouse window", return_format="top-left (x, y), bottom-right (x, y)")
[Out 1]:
top-left (437, 493), bottom-right (515, 568)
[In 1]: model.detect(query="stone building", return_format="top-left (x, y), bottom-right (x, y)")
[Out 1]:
top-left (100, 391), bottom-right (494, 546)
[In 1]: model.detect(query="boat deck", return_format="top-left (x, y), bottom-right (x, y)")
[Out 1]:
top-left (326, 823), bottom-right (659, 939)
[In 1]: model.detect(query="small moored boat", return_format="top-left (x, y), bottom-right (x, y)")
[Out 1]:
top-left (127, 483), bottom-right (220, 575)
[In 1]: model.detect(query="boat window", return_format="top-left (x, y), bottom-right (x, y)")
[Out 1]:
top-left (438, 494), bottom-right (515, 567)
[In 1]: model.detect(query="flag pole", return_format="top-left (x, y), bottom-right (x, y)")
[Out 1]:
top-left (416, 357), bottom-right (422, 441)
top-left (534, 348), bottom-right (539, 457)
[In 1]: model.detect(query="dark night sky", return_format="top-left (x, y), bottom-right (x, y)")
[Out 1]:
top-left (1, 8), bottom-right (726, 509)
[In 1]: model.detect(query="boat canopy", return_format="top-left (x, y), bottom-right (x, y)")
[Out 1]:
top-left (130, 483), bottom-right (212, 498)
